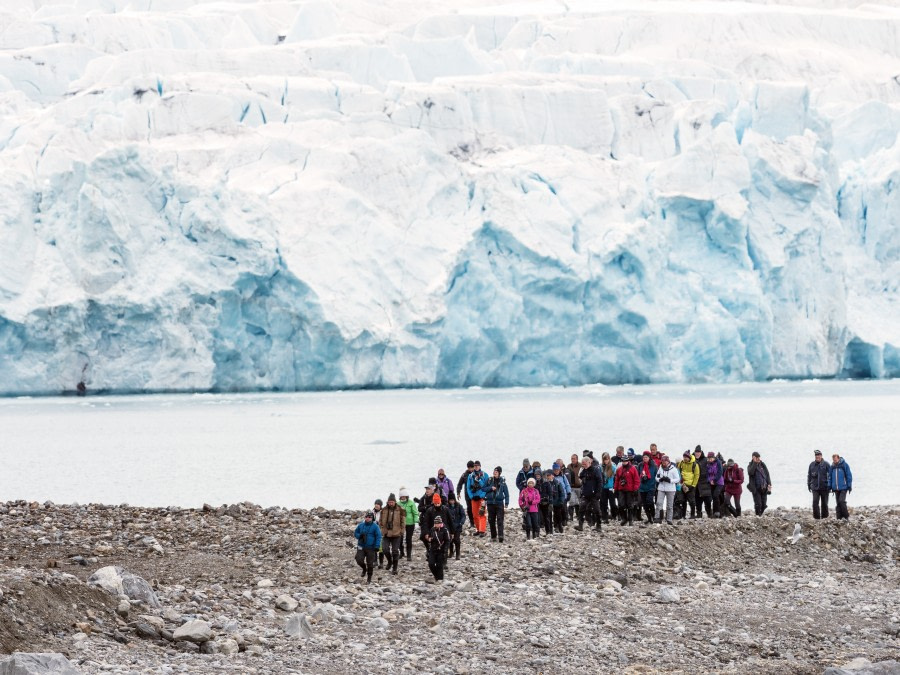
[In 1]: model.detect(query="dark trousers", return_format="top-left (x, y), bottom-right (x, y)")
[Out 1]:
top-left (835, 490), bottom-right (849, 520)
top-left (404, 524), bottom-right (415, 558)
top-left (524, 511), bottom-right (540, 536)
top-left (383, 536), bottom-right (401, 569)
top-left (449, 531), bottom-right (461, 558)
top-left (487, 504), bottom-right (505, 540)
top-left (539, 504), bottom-right (553, 534)
top-left (355, 548), bottom-right (376, 581)
top-left (725, 493), bottom-right (741, 517)
top-left (599, 488), bottom-right (616, 522)
top-left (812, 489), bottom-right (830, 519)
top-left (552, 504), bottom-right (566, 532)
top-left (695, 490), bottom-right (712, 518)
top-left (465, 497), bottom-right (474, 526)
top-left (711, 485), bottom-right (724, 516)
top-left (640, 491), bottom-right (655, 522)
top-left (680, 486), bottom-right (696, 518)
top-left (752, 489), bottom-right (768, 516)
top-left (579, 495), bottom-right (602, 529)
top-left (617, 492), bottom-right (637, 524)
top-left (427, 548), bottom-right (446, 580)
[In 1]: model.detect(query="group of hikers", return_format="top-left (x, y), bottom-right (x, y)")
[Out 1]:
top-left (353, 446), bottom-right (854, 583)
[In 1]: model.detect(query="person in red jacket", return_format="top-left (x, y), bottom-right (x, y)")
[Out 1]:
top-left (614, 455), bottom-right (640, 526)
top-left (723, 458), bottom-right (744, 517)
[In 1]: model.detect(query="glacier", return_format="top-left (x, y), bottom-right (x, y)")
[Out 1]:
top-left (0, 0), bottom-right (898, 395)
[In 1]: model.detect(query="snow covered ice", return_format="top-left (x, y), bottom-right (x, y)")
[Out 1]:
top-left (0, 0), bottom-right (899, 394)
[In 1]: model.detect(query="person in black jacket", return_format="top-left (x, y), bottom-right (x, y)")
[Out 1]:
top-left (456, 460), bottom-right (475, 528)
top-left (425, 516), bottom-right (452, 581)
top-left (807, 449), bottom-right (831, 519)
top-left (693, 446), bottom-right (713, 518)
top-left (446, 493), bottom-right (466, 560)
top-left (747, 452), bottom-right (772, 516)
top-left (575, 456), bottom-right (603, 532)
top-left (538, 469), bottom-right (560, 535)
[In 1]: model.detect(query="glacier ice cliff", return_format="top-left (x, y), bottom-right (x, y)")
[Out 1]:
top-left (0, 0), bottom-right (898, 394)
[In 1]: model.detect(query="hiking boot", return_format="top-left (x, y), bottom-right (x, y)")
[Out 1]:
top-left (499, 537), bottom-right (504, 543)
top-left (574, 524), bottom-right (584, 531)
top-left (455, 551), bottom-right (460, 560)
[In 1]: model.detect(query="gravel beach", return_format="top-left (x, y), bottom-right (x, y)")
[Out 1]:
top-left (0, 501), bottom-right (898, 674)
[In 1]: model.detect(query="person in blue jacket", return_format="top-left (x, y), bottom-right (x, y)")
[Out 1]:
top-left (552, 461), bottom-right (571, 527)
top-left (830, 454), bottom-right (853, 520)
top-left (466, 461), bottom-right (490, 537)
top-left (484, 466), bottom-right (510, 543)
top-left (354, 511), bottom-right (382, 584)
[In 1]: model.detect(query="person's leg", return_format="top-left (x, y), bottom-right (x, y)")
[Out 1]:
top-left (821, 489), bottom-right (831, 519)
top-left (355, 549), bottom-right (367, 576)
top-left (665, 491), bottom-right (675, 523)
top-left (391, 537), bottom-right (401, 572)
top-left (734, 493), bottom-right (741, 517)
top-left (836, 490), bottom-right (848, 519)
top-left (466, 497), bottom-right (474, 527)
top-left (365, 549), bottom-right (376, 583)
top-left (405, 524), bottom-right (414, 560)
top-left (487, 504), bottom-right (498, 540)
top-left (497, 506), bottom-right (505, 542)
top-left (813, 490), bottom-right (822, 519)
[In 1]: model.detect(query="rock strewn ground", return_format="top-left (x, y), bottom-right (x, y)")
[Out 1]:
top-left (0, 501), bottom-right (898, 674)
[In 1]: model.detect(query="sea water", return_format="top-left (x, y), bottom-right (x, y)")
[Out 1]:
top-left (0, 380), bottom-right (896, 510)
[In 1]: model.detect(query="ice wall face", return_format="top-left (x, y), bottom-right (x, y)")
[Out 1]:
top-left (1, 0), bottom-right (898, 394)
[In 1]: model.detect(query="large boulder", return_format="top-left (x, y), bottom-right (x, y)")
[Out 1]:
top-left (172, 619), bottom-right (212, 644)
top-left (0, 653), bottom-right (81, 674)
top-left (87, 566), bottom-right (160, 608)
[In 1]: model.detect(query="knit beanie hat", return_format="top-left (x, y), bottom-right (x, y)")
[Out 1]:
top-left (398, 488), bottom-right (409, 498)
top-left (432, 493), bottom-right (442, 506)
top-left (527, 478), bottom-right (536, 486)
top-left (388, 493), bottom-right (396, 502)
top-left (495, 466), bottom-right (502, 474)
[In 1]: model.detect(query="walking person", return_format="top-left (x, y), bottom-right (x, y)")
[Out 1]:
top-left (518, 478), bottom-right (541, 539)
top-left (638, 451), bottom-right (658, 523)
top-left (723, 459), bottom-right (744, 517)
top-left (379, 494), bottom-right (405, 575)
top-left (655, 455), bottom-right (680, 525)
top-left (457, 461), bottom-right (476, 527)
top-left (398, 488), bottom-right (418, 561)
top-left (425, 516), bottom-right (451, 582)
top-left (485, 466), bottom-right (510, 543)
top-left (446, 493), bottom-right (466, 559)
top-left (808, 450), bottom-right (831, 519)
top-left (372, 499), bottom-right (385, 567)
top-left (354, 511), bottom-right (382, 585)
top-left (614, 455), bottom-right (640, 526)
top-left (677, 451), bottom-right (699, 519)
top-left (830, 454), bottom-right (853, 520)
top-left (466, 461), bottom-right (490, 537)
top-left (567, 453), bottom-right (583, 522)
top-left (575, 455), bottom-right (603, 532)
top-left (435, 469), bottom-right (454, 499)
top-left (747, 452), bottom-right (772, 516)
top-left (516, 459), bottom-right (534, 493)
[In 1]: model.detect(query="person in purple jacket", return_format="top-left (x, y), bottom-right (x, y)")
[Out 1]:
top-left (435, 468), bottom-right (454, 499)
top-left (706, 451), bottom-right (725, 518)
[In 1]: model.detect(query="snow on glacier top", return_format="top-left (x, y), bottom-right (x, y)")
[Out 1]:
top-left (0, 0), bottom-right (898, 394)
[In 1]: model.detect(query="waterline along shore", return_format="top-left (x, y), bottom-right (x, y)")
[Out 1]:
top-left (0, 500), bottom-right (898, 673)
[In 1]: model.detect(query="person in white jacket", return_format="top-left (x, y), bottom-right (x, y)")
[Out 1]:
top-left (655, 455), bottom-right (681, 525)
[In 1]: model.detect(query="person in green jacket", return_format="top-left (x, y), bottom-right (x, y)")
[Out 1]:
top-left (398, 487), bottom-right (419, 561)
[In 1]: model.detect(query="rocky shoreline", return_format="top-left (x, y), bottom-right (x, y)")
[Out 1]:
top-left (0, 501), bottom-right (898, 674)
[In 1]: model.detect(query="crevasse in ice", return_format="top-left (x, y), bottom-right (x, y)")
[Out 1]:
top-left (0, 0), bottom-right (898, 394)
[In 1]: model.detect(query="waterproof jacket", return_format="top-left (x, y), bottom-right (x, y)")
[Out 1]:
top-left (354, 520), bottom-right (382, 550)
top-left (427, 526), bottom-right (451, 553)
top-left (467, 471), bottom-right (490, 500)
top-left (379, 504), bottom-right (406, 538)
top-left (567, 463), bottom-right (583, 488)
top-left (539, 479), bottom-right (562, 506)
top-left (516, 467), bottom-right (534, 492)
top-left (446, 501), bottom-right (466, 532)
top-left (484, 477), bottom-right (510, 507)
top-left (614, 464), bottom-right (640, 492)
top-left (518, 486), bottom-right (541, 512)
top-left (435, 475), bottom-right (454, 498)
top-left (747, 461), bottom-right (771, 493)
top-left (399, 498), bottom-right (419, 526)
top-left (580, 462), bottom-right (604, 498)
top-left (808, 460), bottom-right (830, 491)
top-left (422, 504), bottom-right (454, 534)
top-left (638, 460), bottom-right (658, 493)
top-left (724, 465), bottom-right (744, 496)
top-left (695, 456), bottom-right (711, 496)
top-left (707, 458), bottom-right (725, 487)
top-left (457, 470), bottom-right (473, 501)
top-left (600, 461), bottom-right (615, 490)
top-left (678, 457), bottom-right (699, 487)
top-left (555, 472), bottom-right (571, 501)
top-left (418, 491), bottom-right (438, 514)
top-left (655, 463), bottom-right (680, 492)
top-left (830, 458), bottom-right (852, 491)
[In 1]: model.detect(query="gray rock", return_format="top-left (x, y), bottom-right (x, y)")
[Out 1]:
top-left (87, 566), bottom-right (160, 608)
top-left (284, 613), bottom-right (314, 639)
top-left (218, 638), bottom-right (240, 656)
top-left (530, 637), bottom-right (550, 648)
top-left (275, 594), bottom-right (299, 611)
top-left (456, 580), bottom-right (474, 592)
top-left (657, 587), bottom-right (681, 603)
top-left (116, 600), bottom-right (130, 617)
top-left (134, 622), bottom-right (160, 639)
top-left (172, 619), bottom-right (211, 644)
top-left (0, 653), bottom-right (81, 674)
top-left (824, 659), bottom-right (900, 675)
top-left (369, 617), bottom-right (389, 631)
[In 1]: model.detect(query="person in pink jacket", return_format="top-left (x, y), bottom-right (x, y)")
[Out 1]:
top-left (518, 478), bottom-right (541, 540)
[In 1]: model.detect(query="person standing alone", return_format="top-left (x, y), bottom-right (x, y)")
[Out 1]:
top-left (485, 466), bottom-right (509, 543)
top-left (807, 449), bottom-right (831, 519)
top-left (747, 452), bottom-right (772, 516)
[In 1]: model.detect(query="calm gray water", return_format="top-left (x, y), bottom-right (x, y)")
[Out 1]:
top-left (0, 380), bottom-right (895, 510)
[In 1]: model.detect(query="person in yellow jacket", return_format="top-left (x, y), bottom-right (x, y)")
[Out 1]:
top-left (677, 451), bottom-right (700, 519)
top-left (398, 488), bottom-right (419, 561)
